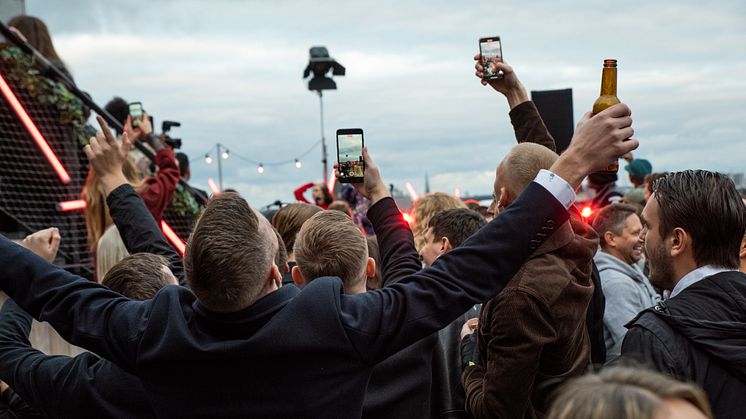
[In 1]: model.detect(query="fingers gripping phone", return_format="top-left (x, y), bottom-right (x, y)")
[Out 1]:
top-left (336, 128), bottom-right (364, 183)
top-left (128, 102), bottom-right (144, 128)
top-left (478, 36), bottom-right (503, 80)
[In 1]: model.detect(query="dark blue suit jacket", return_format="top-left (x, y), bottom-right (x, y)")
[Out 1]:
top-left (0, 182), bottom-right (567, 418)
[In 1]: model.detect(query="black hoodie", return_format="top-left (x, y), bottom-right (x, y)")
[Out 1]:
top-left (622, 271), bottom-right (746, 419)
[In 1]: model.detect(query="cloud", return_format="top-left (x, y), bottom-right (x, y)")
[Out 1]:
top-left (25, 0), bottom-right (746, 204)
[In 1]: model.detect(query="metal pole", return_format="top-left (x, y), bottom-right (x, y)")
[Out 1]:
top-left (217, 143), bottom-right (223, 191)
top-left (318, 91), bottom-right (327, 184)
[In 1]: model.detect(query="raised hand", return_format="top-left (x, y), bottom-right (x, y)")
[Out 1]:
top-left (473, 55), bottom-right (528, 109)
top-left (84, 115), bottom-right (133, 195)
top-left (334, 147), bottom-right (390, 204)
top-left (550, 103), bottom-right (638, 189)
top-left (21, 227), bottom-right (61, 263)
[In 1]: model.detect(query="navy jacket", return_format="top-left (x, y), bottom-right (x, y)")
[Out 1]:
top-left (0, 182), bottom-right (568, 418)
top-left (0, 185), bottom-right (181, 418)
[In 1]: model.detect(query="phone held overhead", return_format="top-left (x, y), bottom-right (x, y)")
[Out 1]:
top-left (479, 36), bottom-right (503, 80)
top-left (128, 102), bottom-right (144, 128)
top-left (336, 128), bottom-right (364, 183)
top-left (592, 59), bottom-right (621, 173)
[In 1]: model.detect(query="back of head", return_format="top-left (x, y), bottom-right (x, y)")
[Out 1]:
top-left (294, 210), bottom-right (368, 289)
top-left (8, 15), bottom-right (63, 65)
top-left (328, 200), bottom-right (354, 218)
top-left (499, 143), bottom-right (559, 200)
top-left (412, 192), bottom-right (466, 250)
top-left (592, 203), bottom-right (640, 249)
top-left (428, 208), bottom-right (487, 248)
top-left (185, 192), bottom-right (276, 312)
top-left (102, 253), bottom-right (173, 300)
top-left (653, 170), bottom-right (746, 269)
top-left (547, 366), bottom-right (713, 419)
top-left (96, 225), bottom-right (130, 282)
top-left (104, 97), bottom-right (129, 134)
top-left (271, 203), bottom-right (322, 254)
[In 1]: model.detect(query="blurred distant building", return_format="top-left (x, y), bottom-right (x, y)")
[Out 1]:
top-left (727, 172), bottom-right (745, 188)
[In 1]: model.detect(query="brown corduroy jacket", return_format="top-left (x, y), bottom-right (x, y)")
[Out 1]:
top-left (462, 211), bottom-right (598, 419)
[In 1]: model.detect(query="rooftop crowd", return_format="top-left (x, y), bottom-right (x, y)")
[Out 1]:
top-left (0, 14), bottom-right (745, 419)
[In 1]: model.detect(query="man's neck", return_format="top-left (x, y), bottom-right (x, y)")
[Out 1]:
top-left (601, 247), bottom-right (631, 266)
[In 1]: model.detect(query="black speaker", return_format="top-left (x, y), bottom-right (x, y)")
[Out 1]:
top-left (531, 89), bottom-right (574, 154)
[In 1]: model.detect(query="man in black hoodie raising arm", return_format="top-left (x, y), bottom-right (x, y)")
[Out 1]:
top-left (622, 170), bottom-right (746, 419)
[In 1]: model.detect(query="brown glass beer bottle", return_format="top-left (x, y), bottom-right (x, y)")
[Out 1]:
top-left (592, 59), bottom-right (621, 173)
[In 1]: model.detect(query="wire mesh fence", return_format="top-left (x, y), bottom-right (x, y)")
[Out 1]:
top-left (0, 44), bottom-right (200, 277)
top-left (0, 44), bottom-right (92, 276)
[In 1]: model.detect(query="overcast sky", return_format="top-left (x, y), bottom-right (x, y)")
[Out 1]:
top-left (21, 0), bottom-right (746, 206)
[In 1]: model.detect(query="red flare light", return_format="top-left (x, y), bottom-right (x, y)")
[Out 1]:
top-left (58, 199), bottom-right (86, 211)
top-left (581, 206), bottom-right (593, 219)
top-left (161, 220), bottom-right (186, 255)
top-left (207, 178), bottom-right (221, 196)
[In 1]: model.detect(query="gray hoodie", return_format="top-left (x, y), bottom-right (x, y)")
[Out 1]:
top-left (594, 251), bottom-right (660, 361)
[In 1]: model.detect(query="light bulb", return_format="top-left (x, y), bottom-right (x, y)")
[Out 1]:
top-left (295, 159), bottom-right (302, 169)
top-left (257, 164), bottom-right (265, 174)
top-left (205, 154), bottom-right (213, 164)
top-left (222, 150), bottom-right (229, 160)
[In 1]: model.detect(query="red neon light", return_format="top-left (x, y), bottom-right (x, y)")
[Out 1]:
top-left (404, 182), bottom-right (419, 202)
top-left (59, 199), bottom-right (86, 211)
top-left (161, 220), bottom-right (186, 255)
top-left (402, 212), bottom-right (413, 224)
top-left (207, 178), bottom-right (221, 196)
top-left (0, 73), bottom-right (71, 184)
top-left (581, 206), bottom-right (593, 219)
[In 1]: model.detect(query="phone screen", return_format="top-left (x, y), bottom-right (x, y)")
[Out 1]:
top-left (337, 130), bottom-right (364, 183)
top-left (128, 102), bottom-right (144, 121)
top-left (479, 37), bottom-right (503, 79)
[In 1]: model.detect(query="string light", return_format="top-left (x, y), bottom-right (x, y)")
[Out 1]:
top-left (222, 149), bottom-right (230, 160)
top-left (295, 159), bottom-right (302, 169)
top-left (257, 163), bottom-right (265, 174)
top-left (205, 154), bottom-right (213, 164)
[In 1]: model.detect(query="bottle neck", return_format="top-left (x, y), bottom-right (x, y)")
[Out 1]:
top-left (600, 67), bottom-right (617, 96)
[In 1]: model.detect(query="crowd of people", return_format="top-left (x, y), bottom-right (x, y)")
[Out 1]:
top-left (1, 14), bottom-right (745, 419)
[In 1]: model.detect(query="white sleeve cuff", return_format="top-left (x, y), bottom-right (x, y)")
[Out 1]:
top-left (532, 169), bottom-right (575, 209)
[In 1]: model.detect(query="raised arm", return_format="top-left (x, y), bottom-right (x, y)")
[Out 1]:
top-left (338, 149), bottom-right (422, 286)
top-left (473, 56), bottom-right (556, 151)
top-left (93, 116), bottom-right (184, 282)
top-left (338, 103), bottom-right (637, 362)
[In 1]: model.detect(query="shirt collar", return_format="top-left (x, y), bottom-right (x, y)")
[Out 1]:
top-left (669, 265), bottom-right (736, 298)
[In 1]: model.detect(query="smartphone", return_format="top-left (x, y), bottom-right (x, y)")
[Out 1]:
top-left (128, 102), bottom-right (144, 128)
top-left (336, 128), bottom-right (364, 183)
top-left (478, 36), bottom-right (503, 80)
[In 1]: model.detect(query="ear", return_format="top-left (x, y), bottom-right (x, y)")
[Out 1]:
top-left (291, 265), bottom-right (306, 286)
top-left (669, 227), bottom-right (689, 258)
top-left (365, 257), bottom-right (376, 278)
top-left (440, 236), bottom-right (453, 254)
top-left (269, 263), bottom-right (281, 288)
top-left (603, 231), bottom-right (617, 248)
top-left (498, 187), bottom-right (509, 210)
top-left (739, 236), bottom-right (746, 259)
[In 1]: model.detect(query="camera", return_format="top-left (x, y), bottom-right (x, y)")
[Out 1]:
top-left (161, 120), bottom-right (182, 149)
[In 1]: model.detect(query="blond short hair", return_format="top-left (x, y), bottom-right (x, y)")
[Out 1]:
top-left (411, 192), bottom-right (465, 251)
top-left (294, 210), bottom-right (368, 290)
top-left (499, 143), bottom-right (558, 198)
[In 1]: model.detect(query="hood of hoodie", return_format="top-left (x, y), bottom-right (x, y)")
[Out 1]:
top-left (648, 271), bottom-right (746, 382)
top-left (594, 250), bottom-right (647, 284)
